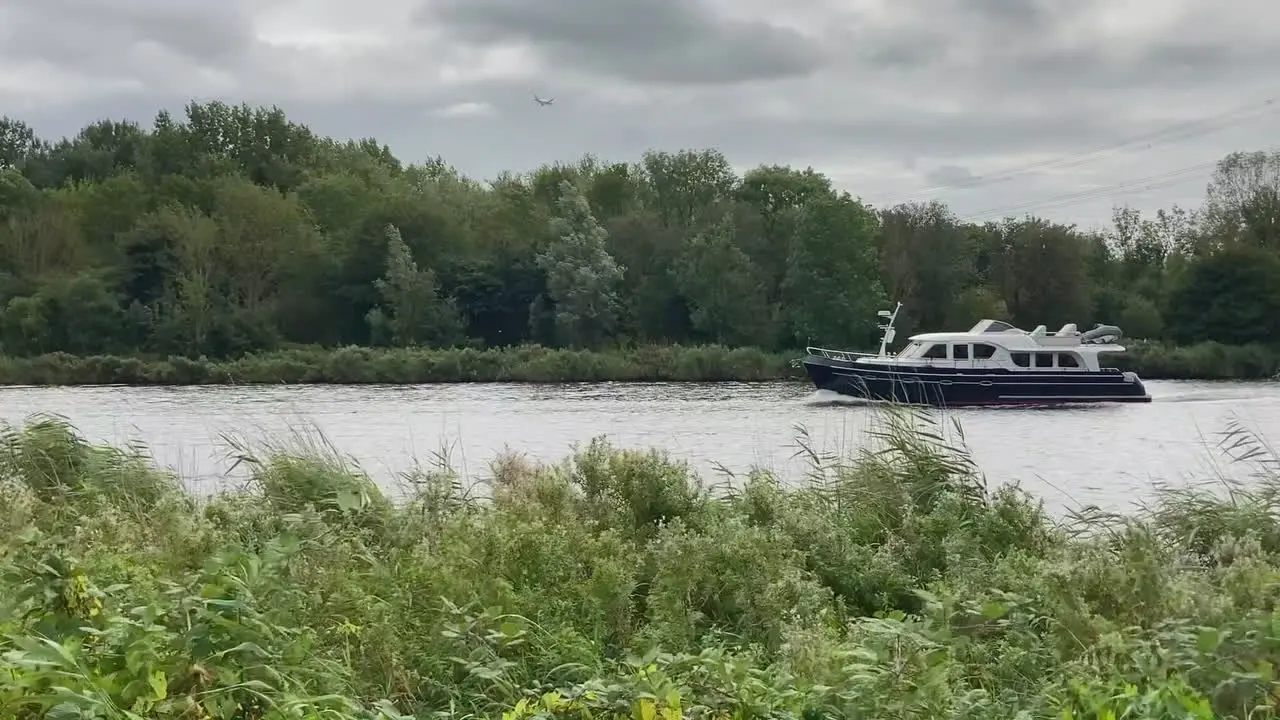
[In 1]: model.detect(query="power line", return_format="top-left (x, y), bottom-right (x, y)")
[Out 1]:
top-left (955, 142), bottom-right (1280, 223)
top-left (900, 97), bottom-right (1274, 199)
top-left (862, 93), bottom-right (1277, 208)
top-left (958, 160), bottom-right (1218, 222)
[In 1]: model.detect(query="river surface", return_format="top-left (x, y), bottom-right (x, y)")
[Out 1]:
top-left (0, 380), bottom-right (1276, 516)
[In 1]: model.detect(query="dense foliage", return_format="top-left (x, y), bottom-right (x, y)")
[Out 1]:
top-left (2, 103), bottom-right (1279, 366)
top-left (3, 411), bottom-right (1280, 718)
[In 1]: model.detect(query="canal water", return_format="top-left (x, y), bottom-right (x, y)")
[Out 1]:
top-left (0, 379), bottom-right (1275, 516)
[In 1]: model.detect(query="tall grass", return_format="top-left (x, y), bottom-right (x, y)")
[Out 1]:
top-left (2, 407), bottom-right (1280, 718)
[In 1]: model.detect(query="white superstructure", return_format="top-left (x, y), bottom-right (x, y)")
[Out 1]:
top-left (807, 317), bottom-right (1129, 373)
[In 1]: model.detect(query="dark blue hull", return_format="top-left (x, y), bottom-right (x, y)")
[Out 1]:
top-left (803, 356), bottom-right (1152, 406)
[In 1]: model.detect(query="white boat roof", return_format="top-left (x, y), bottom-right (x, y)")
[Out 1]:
top-left (908, 318), bottom-right (1126, 351)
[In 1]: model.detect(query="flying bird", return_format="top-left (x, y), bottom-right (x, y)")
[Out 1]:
top-left (532, 92), bottom-right (554, 106)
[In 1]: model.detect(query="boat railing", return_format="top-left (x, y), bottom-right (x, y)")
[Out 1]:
top-left (806, 302), bottom-right (901, 363)
top-left (805, 346), bottom-right (880, 363)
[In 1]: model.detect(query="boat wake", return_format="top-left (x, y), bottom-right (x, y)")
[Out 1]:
top-left (802, 391), bottom-right (1116, 412)
top-left (804, 390), bottom-right (872, 407)
top-left (1155, 390), bottom-right (1268, 404)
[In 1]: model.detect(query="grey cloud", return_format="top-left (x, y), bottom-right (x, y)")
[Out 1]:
top-left (2, 0), bottom-right (255, 68)
top-left (853, 0), bottom-right (1096, 71)
top-left (1128, 40), bottom-right (1280, 83)
top-left (963, 0), bottom-right (1061, 30)
top-left (1006, 40), bottom-right (1280, 93)
top-left (865, 1), bottom-right (1274, 101)
top-left (390, 73), bottom-right (1145, 163)
top-left (671, 108), bottom-right (1139, 161)
top-left (413, 75), bottom-right (1160, 167)
top-left (865, 38), bottom-right (951, 71)
top-left (418, 0), bottom-right (824, 84)
top-left (926, 165), bottom-right (977, 187)
top-left (849, 0), bottom-right (1277, 98)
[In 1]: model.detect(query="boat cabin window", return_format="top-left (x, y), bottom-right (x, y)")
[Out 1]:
top-left (921, 343), bottom-right (947, 359)
top-left (952, 344), bottom-right (969, 360)
top-left (973, 343), bottom-right (997, 359)
top-left (1013, 352), bottom-right (1079, 369)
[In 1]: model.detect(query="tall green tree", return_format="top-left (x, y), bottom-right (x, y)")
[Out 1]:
top-left (1166, 243), bottom-right (1280, 346)
top-left (735, 164), bottom-right (832, 299)
top-left (1202, 150), bottom-right (1280, 250)
top-left (642, 150), bottom-right (737, 229)
top-left (990, 217), bottom-right (1093, 329)
top-left (141, 206), bottom-right (221, 355)
top-left (673, 216), bottom-right (777, 346)
top-left (782, 194), bottom-right (884, 347)
top-left (0, 118), bottom-right (43, 171)
top-left (878, 200), bottom-right (972, 333)
top-left (534, 181), bottom-right (625, 348)
top-left (366, 224), bottom-right (463, 347)
top-left (605, 209), bottom-right (688, 343)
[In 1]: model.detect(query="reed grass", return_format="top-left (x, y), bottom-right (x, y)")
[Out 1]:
top-left (0, 344), bottom-right (797, 386)
top-left (2, 406), bottom-right (1280, 718)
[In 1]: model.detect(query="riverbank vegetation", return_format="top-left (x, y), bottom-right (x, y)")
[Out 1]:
top-left (0, 344), bottom-right (798, 385)
top-left (0, 339), bottom-right (1275, 386)
top-left (3, 410), bottom-right (1280, 718)
top-left (2, 104), bottom-right (1279, 382)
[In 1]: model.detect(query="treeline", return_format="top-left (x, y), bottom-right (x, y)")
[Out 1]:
top-left (0, 102), bottom-right (1278, 362)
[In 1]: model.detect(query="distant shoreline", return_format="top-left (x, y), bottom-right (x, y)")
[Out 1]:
top-left (0, 345), bottom-right (799, 386)
top-left (0, 341), bottom-right (1272, 386)
top-left (1103, 339), bottom-right (1280, 381)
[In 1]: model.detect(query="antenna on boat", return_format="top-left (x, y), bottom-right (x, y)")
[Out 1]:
top-left (876, 302), bottom-right (902, 357)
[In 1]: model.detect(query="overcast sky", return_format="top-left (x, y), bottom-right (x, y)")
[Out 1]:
top-left (2, 0), bottom-right (1277, 228)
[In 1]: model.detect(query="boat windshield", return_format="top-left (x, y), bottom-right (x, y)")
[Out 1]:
top-left (897, 341), bottom-right (925, 358)
top-left (967, 319), bottom-right (1018, 333)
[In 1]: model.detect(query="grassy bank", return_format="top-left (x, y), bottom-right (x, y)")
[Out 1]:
top-left (0, 344), bottom-right (801, 385)
top-left (1103, 339), bottom-right (1280, 380)
top-left (3, 410), bottom-right (1280, 719)
top-left (0, 340), bottom-right (1276, 386)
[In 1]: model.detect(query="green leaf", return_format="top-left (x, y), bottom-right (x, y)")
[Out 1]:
top-left (1195, 628), bottom-right (1222, 654)
top-left (375, 699), bottom-right (408, 719)
top-left (335, 490), bottom-right (362, 512)
top-left (46, 703), bottom-right (85, 720)
top-left (148, 670), bottom-right (167, 700)
top-left (981, 601), bottom-right (1009, 620)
